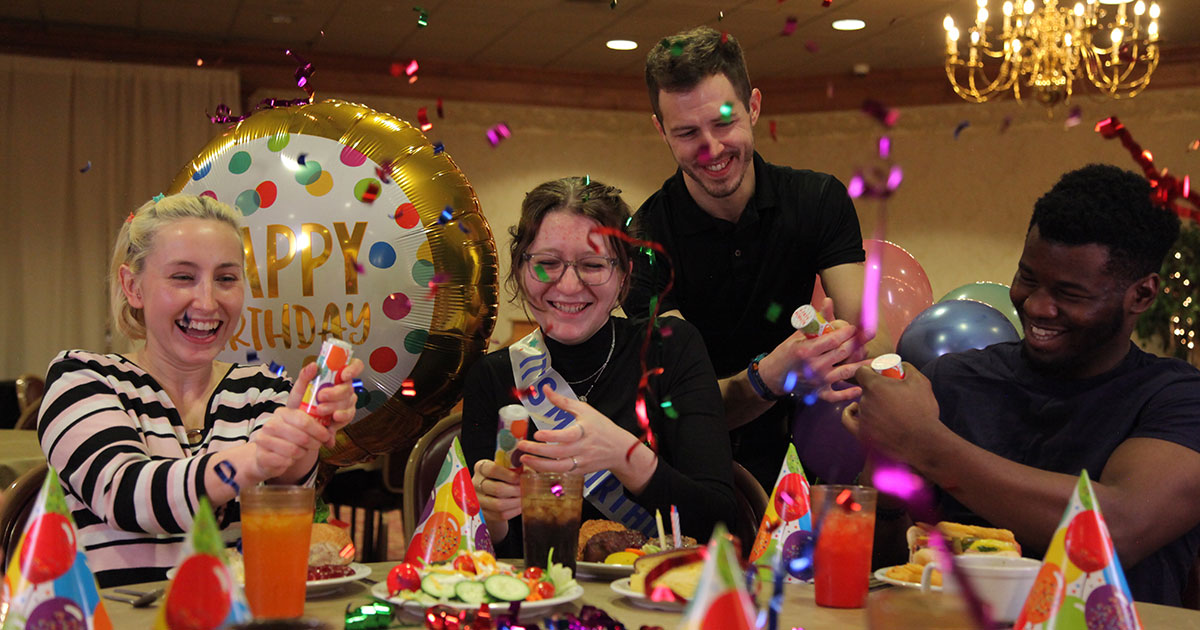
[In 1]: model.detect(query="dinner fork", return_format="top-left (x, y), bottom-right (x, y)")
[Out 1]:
top-left (103, 587), bottom-right (165, 607)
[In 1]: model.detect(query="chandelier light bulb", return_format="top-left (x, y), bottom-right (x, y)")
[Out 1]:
top-left (1074, 3), bottom-right (1085, 16)
top-left (950, 26), bottom-right (961, 41)
top-left (1013, 38), bottom-right (1022, 51)
top-left (1112, 27), bottom-right (1123, 44)
top-left (1149, 21), bottom-right (1158, 38)
top-left (1149, 3), bottom-right (1160, 18)
top-left (944, 14), bottom-right (956, 30)
top-left (1134, 1), bottom-right (1145, 16)
top-left (1023, 0), bottom-right (1035, 15)
top-left (1004, 1), bottom-right (1014, 15)
top-left (978, 7), bottom-right (989, 22)
top-left (977, 0), bottom-right (988, 7)
top-left (1065, 32), bottom-right (1073, 46)
top-left (971, 30), bottom-right (981, 44)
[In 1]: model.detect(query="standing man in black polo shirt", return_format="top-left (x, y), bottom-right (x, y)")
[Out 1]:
top-left (625, 26), bottom-right (886, 491)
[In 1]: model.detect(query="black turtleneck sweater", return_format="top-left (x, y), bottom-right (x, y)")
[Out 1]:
top-left (461, 315), bottom-right (736, 557)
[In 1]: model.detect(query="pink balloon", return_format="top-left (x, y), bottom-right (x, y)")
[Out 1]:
top-left (868, 239), bottom-right (933, 345)
top-left (811, 240), bottom-right (933, 349)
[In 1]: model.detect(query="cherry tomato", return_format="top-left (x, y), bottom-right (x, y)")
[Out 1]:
top-left (535, 581), bottom-right (556, 599)
top-left (454, 554), bottom-right (477, 575)
top-left (522, 566), bottom-right (544, 581)
top-left (387, 562), bottom-right (422, 595)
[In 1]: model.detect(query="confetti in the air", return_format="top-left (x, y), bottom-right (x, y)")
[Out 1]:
top-left (246, 350), bottom-right (259, 363)
top-left (551, 483), bottom-right (564, 496)
top-left (861, 99), bottom-right (899, 128)
top-left (438, 206), bottom-right (453, 224)
top-left (413, 6), bottom-right (429, 27)
top-left (719, 101), bottom-right (733, 122)
top-left (1064, 106), bottom-right (1083, 129)
top-left (432, 141), bottom-right (445, 154)
top-left (1000, 115), bottom-right (1013, 134)
top-left (770, 120), bottom-right (778, 142)
top-left (361, 181), bottom-right (380, 203)
top-left (823, 0), bottom-right (833, 6)
top-left (720, 31), bottom-right (729, 44)
top-left (1188, 139), bottom-right (1199, 151)
top-left (401, 379), bottom-right (417, 396)
top-left (878, 136), bottom-right (891, 159)
top-left (354, 262), bottom-right (366, 274)
top-left (805, 40), bottom-right (820, 53)
top-left (486, 122), bottom-right (512, 147)
top-left (765, 302), bottom-right (783, 323)
top-left (660, 398), bottom-right (679, 419)
top-left (534, 264), bottom-right (551, 282)
top-left (269, 362), bottom-right (285, 377)
top-left (405, 59), bottom-right (419, 77)
top-left (719, 11), bottom-right (725, 21)
top-left (953, 120), bottom-right (970, 139)
top-left (436, 97), bottom-right (444, 118)
top-left (389, 62), bottom-right (403, 77)
top-left (297, 153), bottom-right (308, 166)
top-left (375, 161), bottom-right (393, 184)
top-left (79, 161), bottom-right (92, 173)
top-left (782, 16), bottom-right (798, 36)
top-left (417, 106), bottom-right (432, 131)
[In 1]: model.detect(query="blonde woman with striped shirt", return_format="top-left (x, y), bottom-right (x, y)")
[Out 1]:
top-left (37, 194), bottom-right (363, 587)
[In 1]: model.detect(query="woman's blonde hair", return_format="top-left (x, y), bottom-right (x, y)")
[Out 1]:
top-left (109, 194), bottom-right (244, 341)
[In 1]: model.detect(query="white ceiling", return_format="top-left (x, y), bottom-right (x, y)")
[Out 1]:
top-left (3, 0), bottom-right (1198, 80)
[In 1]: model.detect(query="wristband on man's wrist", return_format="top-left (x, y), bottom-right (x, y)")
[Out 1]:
top-left (746, 352), bottom-right (783, 401)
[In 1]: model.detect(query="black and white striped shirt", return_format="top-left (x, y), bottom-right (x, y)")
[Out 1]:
top-left (37, 350), bottom-right (312, 587)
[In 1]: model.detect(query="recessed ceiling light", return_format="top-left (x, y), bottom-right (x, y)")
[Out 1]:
top-left (606, 39), bottom-right (638, 51)
top-left (832, 19), bottom-right (866, 31)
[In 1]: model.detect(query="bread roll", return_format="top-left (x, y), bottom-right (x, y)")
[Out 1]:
top-left (309, 522), bottom-right (354, 566)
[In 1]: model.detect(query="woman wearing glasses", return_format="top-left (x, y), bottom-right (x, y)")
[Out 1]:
top-left (462, 177), bottom-right (736, 554)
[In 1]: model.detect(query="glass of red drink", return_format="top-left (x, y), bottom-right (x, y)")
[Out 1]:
top-left (812, 484), bottom-right (877, 608)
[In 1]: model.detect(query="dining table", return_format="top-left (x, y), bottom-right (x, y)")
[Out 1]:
top-left (98, 560), bottom-right (1200, 629)
top-left (0, 429), bottom-right (44, 488)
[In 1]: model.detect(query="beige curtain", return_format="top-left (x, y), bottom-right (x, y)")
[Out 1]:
top-left (0, 54), bottom-right (240, 380)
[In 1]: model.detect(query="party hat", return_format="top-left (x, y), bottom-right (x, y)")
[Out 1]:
top-left (153, 497), bottom-right (250, 630)
top-left (405, 437), bottom-right (492, 565)
top-left (748, 443), bottom-right (813, 583)
top-left (679, 524), bottom-right (756, 630)
top-left (1, 467), bottom-right (112, 630)
top-left (1013, 470), bottom-right (1142, 630)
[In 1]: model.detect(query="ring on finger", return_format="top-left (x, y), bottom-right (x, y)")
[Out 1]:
top-left (569, 456), bottom-right (578, 472)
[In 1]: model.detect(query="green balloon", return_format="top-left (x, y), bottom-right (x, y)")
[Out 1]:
top-left (938, 282), bottom-right (1023, 338)
top-left (1055, 595), bottom-right (1088, 630)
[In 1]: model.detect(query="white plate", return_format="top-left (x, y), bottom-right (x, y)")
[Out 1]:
top-left (165, 563), bottom-right (371, 596)
top-left (873, 567), bottom-right (942, 592)
top-left (370, 581), bottom-right (584, 616)
top-left (609, 577), bottom-right (687, 611)
top-left (575, 561), bottom-right (634, 579)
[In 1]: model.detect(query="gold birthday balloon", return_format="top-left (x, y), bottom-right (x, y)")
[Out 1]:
top-left (168, 100), bottom-right (498, 466)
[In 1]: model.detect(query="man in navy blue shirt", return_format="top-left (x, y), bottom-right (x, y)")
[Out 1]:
top-left (847, 164), bottom-right (1200, 605)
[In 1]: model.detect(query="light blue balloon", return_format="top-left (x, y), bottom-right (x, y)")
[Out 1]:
top-left (897, 300), bottom-right (1021, 370)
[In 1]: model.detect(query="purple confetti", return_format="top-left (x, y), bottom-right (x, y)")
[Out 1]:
top-left (847, 174), bottom-right (865, 199)
top-left (246, 350), bottom-right (259, 363)
top-left (432, 141), bottom-right (444, 154)
top-left (886, 165), bottom-right (904, 191)
top-left (551, 483), bottom-right (564, 497)
top-left (782, 16), bottom-right (798, 36)
top-left (878, 136), bottom-right (891, 160)
top-left (954, 120), bottom-right (970, 139)
top-left (1064, 106), bottom-right (1083, 129)
top-left (486, 123), bottom-right (511, 147)
top-left (79, 161), bottom-right (92, 173)
top-left (268, 362), bottom-right (285, 377)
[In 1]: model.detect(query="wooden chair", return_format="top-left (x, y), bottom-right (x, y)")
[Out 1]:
top-left (14, 374), bottom-right (44, 417)
top-left (16, 394), bottom-right (41, 430)
top-left (730, 461), bottom-right (769, 559)
top-left (401, 413), bottom-right (463, 541)
top-left (0, 461), bottom-right (48, 570)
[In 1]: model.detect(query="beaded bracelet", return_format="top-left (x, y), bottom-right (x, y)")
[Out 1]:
top-left (746, 352), bottom-right (783, 401)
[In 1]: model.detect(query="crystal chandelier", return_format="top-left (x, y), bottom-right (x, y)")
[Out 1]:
top-left (943, 0), bottom-right (1161, 106)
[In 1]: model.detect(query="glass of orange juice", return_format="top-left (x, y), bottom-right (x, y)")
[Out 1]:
top-left (241, 485), bottom-right (315, 618)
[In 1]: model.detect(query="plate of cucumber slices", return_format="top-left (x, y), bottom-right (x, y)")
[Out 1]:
top-left (370, 578), bottom-right (583, 614)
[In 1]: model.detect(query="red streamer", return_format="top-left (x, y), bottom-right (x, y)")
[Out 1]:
top-left (1095, 116), bottom-right (1200, 221)
top-left (589, 226), bottom-right (675, 457)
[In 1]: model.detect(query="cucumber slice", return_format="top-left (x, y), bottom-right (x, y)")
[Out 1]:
top-left (455, 580), bottom-right (488, 604)
top-left (421, 574), bottom-right (459, 599)
top-left (483, 574), bottom-right (531, 602)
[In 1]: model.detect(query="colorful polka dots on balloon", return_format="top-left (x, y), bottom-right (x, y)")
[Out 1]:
top-left (393, 203), bottom-right (420, 229)
top-left (340, 145), bottom-right (367, 167)
top-left (306, 170), bottom-right (334, 196)
top-left (192, 161), bottom-right (212, 181)
top-left (294, 159), bottom-right (321, 185)
top-left (369, 242), bottom-right (397, 269)
top-left (267, 133), bottom-right (290, 152)
top-left (404, 329), bottom-right (428, 354)
top-left (383, 292), bottom-right (412, 319)
top-left (228, 151), bottom-right (252, 174)
top-left (370, 346), bottom-right (398, 372)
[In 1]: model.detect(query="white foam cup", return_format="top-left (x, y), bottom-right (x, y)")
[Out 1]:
top-left (920, 555), bottom-right (1042, 623)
